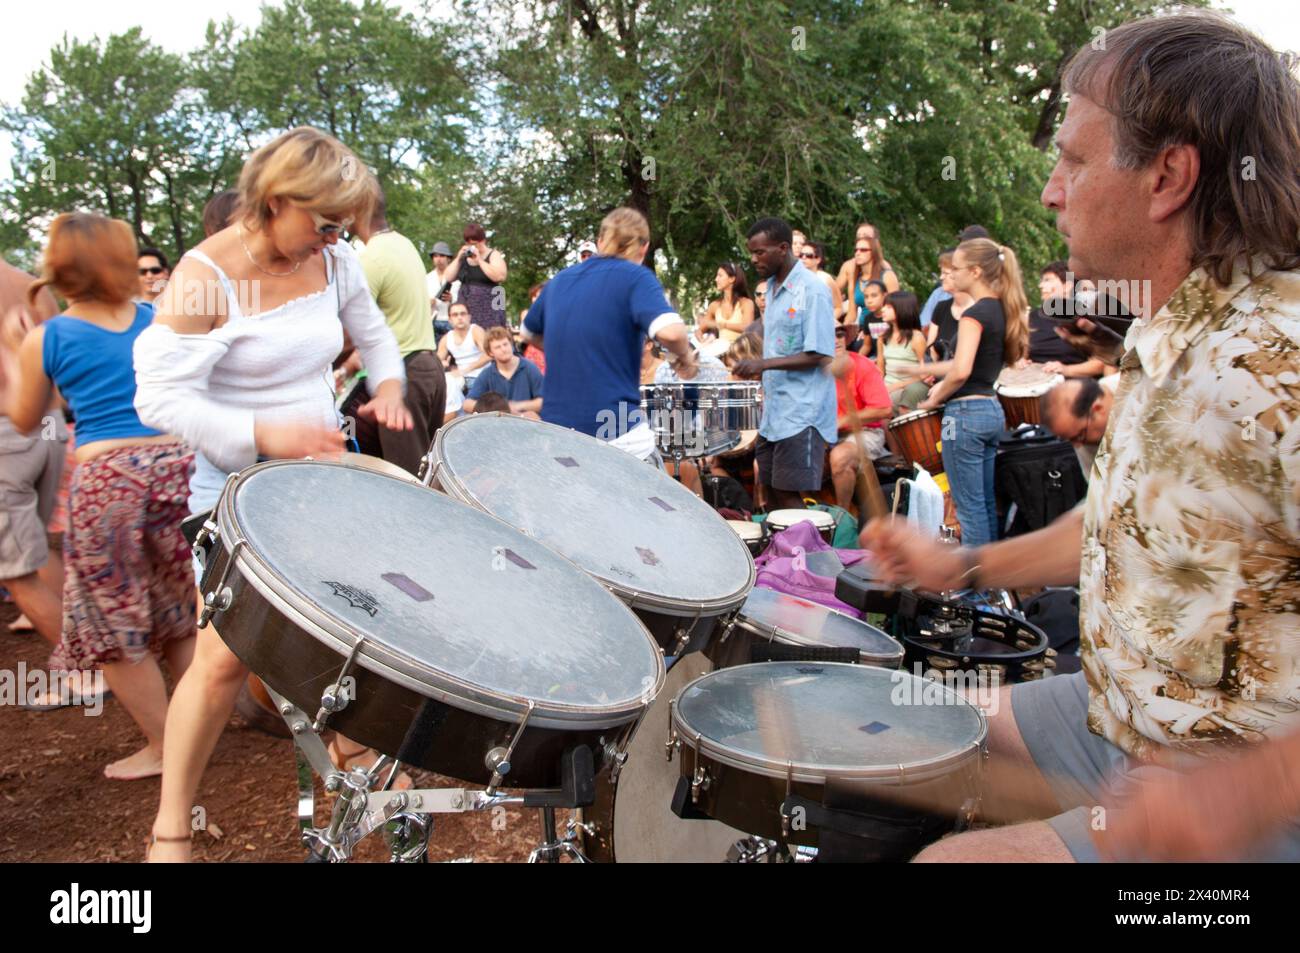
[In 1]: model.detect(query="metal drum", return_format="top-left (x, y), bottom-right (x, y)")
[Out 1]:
top-left (640, 381), bottom-right (762, 459)
top-left (708, 586), bottom-right (904, 670)
top-left (669, 663), bottom-right (986, 860)
top-left (196, 460), bottom-right (664, 789)
top-left (580, 653), bottom-right (748, 862)
top-left (887, 408), bottom-right (945, 475)
top-left (763, 508), bottom-right (835, 545)
top-left (726, 519), bottom-right (767, 558)
top-left (425, 414), bottom-right (755, 658)
top-left (994, 365), bottom-right (1064, 429)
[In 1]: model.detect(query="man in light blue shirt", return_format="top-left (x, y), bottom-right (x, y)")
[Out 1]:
top-left (733, 216), bottom-right (836, 510)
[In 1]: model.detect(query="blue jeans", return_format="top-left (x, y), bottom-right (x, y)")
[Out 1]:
top-left (941, 397), bottom-right (1004, 547)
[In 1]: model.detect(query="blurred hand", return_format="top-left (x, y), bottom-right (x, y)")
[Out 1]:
top-left (895, 363), bottom-right (927, 379)
top-left (358, 382), bottom-right (413, 431)
top-left (1055, 317), bottom-right (1124, 364)
top-left (1098, 744), bottom-right (1299, 862)
top-left (859, 516), bottom-right (967, 592)
top-left (255, 420), bottom-right (346, 460)
top-left (1014, 357), bottom-right (1032, 370)
top-left (1042, 360), bottom-right (1065, 375)
top-left (733, 358), bottom-right (764, 380)
top-left (0, 305), bottom-right (36, 353)
top-left (672, 350), bottom-right (699, 381)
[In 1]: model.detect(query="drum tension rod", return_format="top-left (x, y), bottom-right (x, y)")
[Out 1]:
top-left (485, 700), bottom-right (535, 796)
top-left (312, 638), bottom-right (367, 733)
top-left (198, 539), bottom-right (247, 628)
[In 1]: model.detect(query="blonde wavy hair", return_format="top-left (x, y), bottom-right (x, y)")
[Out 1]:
top-left (237, 127), bottom-right (375, 232)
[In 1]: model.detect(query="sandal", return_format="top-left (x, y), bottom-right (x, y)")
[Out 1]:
top-left (145, 830), bottom-right (192, 863)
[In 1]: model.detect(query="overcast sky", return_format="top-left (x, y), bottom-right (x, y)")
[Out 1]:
top-left (1, 0), bottom-right (1296, 178)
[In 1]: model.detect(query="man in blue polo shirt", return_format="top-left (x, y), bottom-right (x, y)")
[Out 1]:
top-left (463, 326), bottom-right (544, 416)
top-left (733, 216), bottom-right (836, 510)
top-left (521, 207), bottom-right (696, 459)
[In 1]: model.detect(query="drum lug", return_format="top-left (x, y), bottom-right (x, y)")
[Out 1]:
top-left (780, 763), bottom-right (794, 838)
top-left (689, 731), bottom-right (708, 803)
top-left (198, 538), bottom-right (246, 627)
top-left (665, 699), bottom-right (679, 761)
top-left (312, 637), bottom-right (367, 733)
top-left (604, 742), bottom-right (629, 783)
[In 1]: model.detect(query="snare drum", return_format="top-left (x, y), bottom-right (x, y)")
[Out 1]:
top-left (887, 408), bottom-right (944, 475)
top-left (763, 508), bottom-right (835, 545)
top-left (197, 460), bottom-right (664, 788)
top-left (425, 414), bottom-right (755, 658)
top-left (726, 519), bottom-right (767, 558)
top-left (707, 586), bottom-right (904, 670)
top-left (668, 663), bottom-right (986, 859)
top-left (640, 382), bottom-right (762, 459)
top-left (994, 365), bottom-right (1064, 429)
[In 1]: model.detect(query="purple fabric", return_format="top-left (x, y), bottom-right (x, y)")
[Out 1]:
top-left (753, 520), bottom-right (868, 617)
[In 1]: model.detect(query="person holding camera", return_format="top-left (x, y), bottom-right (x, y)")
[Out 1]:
top-left (439, 222), bottom-right (508, 330)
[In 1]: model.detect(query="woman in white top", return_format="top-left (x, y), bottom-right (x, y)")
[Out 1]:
top-left (136, 127), bottom-right (410, 861)
top-left (437, 300), bottom-right (488, 386)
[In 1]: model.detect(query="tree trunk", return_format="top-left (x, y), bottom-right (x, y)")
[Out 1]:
top-left (1031, 80), bottom-right (1062, 151)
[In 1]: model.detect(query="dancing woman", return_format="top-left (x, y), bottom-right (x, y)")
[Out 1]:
top-left (135, 127), bottom-right (411, 861)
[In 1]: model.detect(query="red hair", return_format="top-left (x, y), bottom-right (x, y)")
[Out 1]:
top-left (28, 212), bottom-right (138, 308)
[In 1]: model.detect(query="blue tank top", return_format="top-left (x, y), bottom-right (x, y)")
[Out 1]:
top-left (42, 303), bottom-right (164, 445)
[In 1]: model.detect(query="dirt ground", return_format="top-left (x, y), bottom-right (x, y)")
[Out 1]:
top-left (0, 549), bottom-right (544, 863)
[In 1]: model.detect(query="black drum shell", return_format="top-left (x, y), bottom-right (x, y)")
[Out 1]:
top-left (672, 744), bottom-right (981, 860)
top-left (705, 618), bottom-right (903, 671)
top-left (201, 542), bottom-right (616, 789)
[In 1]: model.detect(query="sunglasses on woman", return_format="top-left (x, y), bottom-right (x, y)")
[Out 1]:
top-left (306, 209), bottom-right (353, 237)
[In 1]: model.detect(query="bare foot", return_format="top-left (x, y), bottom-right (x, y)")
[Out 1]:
top-left (104, 746), bottom-right (164, 781)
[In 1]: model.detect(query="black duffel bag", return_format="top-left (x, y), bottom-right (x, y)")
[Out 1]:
top-left (995, 425), bottom-right (1086, 537)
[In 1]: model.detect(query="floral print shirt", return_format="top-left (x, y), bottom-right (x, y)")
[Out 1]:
top-left (1080, 262), bottom-right (1300, 761)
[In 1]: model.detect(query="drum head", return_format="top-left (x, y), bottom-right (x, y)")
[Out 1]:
top-left (605, 653), bottom-right (747, 861)
top-left (889, 408), bottom-right (940, 427)
top-left (673, 663), bottom-right (985, 783)
top-left (726, 519), bottom-right (763, 542)
top-left (225, 461), bottom-right (662, 728)
top-left (737, 587), bottom-right (903, 667)
top-left (765, 508), bottom-right (834, 530)
top-left (432, 414), bottom-right (754, 613)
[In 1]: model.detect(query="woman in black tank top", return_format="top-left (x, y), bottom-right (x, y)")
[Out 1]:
top-left (915, 238), bottom-right (1028, 548)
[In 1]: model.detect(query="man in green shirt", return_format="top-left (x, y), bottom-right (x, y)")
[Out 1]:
top-left (352, 183), bottom-right (447, 475)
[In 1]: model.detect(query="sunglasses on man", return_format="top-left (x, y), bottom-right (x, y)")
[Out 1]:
top-left (139, 267), bottom-right (166, 276)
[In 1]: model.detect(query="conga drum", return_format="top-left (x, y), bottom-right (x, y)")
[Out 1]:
top-left (887, 409), bottom-right (944, 475)
top-left (994, 365), bottom-right (1064, 429)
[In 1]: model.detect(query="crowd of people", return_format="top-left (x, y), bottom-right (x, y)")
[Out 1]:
top-left (0, 8), bottom-right (1297, 865)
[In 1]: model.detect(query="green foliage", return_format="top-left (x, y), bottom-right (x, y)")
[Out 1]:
top-left (2, 0), bottom-right (1208, 308)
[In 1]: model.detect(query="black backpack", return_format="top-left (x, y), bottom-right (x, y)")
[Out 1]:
top-left (995, 426), bottom-right (1087, 537)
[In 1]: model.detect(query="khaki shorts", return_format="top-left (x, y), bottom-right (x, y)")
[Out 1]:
top-left (0, 418), bottom-right (67, 579)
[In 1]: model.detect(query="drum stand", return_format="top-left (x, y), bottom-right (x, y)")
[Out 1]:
top-left (264, 687), bottom-right (596, 863)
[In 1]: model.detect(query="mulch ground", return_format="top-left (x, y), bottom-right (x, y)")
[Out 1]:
top-left (0, 545), bottom-right (543, 863)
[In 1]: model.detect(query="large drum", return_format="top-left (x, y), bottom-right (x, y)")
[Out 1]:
top-left (580, 653), bottom-right (748, 863)
top-left (887, 408), bottom-right (945, 475)
top-left (425, 414), bottom-right (755, 658)
top-left (669, 663), bottom-right (986, 860)
top-left (197, 460), bottom-right (664, 789)
top-left (707, 586), bottom-right (904, 670)
top-left (640, 381), bottom-right (762, 459)
top-left (994, 365), bottom-right (1064, 429)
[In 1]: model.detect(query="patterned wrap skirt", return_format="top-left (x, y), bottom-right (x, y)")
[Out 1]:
top-left (50, 442), bottom-right (196, 669)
